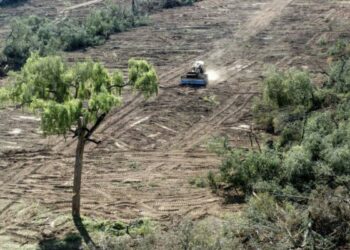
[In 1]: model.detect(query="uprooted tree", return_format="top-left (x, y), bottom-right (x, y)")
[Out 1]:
top-left (0, 53), bottom-right (158, 218)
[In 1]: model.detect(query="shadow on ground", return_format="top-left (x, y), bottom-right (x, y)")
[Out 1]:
top-left (38, 216), bottom-right (98, 250)
top-left (38, 232), bottom-right (82, 250)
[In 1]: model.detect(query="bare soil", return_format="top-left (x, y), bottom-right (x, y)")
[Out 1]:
top-left (0, 0), bottom-right (350, 247)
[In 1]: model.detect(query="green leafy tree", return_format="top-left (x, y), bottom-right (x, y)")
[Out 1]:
top-left (327, 40), bottom-right (350, 93)
top-left (0, 53), bottom-right (158, 218)
top-left (218, 149), bottom-right (281, 194)
top-left (253, 68), bottom-right (314, 133)
top-left (262, 68), bottom-right (314, 108)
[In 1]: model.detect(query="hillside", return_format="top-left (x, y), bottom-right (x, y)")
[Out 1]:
top-left (0, 0), bottom-right (350, 249)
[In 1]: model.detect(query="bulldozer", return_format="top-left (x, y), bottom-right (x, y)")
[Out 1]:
top-left (180, 61), bottom-right (208, 87)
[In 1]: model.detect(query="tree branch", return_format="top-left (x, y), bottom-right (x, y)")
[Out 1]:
top-left (71, 127), bottom-right (90, 138)
top-left (85, 113), bottom-right (106, 140)
top-left (70, 113), bottom-right (106, 140)
top-left (86, 138), bottom-right (102, 144)
top-left (70, 129), bottom-right (78, 138)
top-left (108, 81), bottom-right (132, 90)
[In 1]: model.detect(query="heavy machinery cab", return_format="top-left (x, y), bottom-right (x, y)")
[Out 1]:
top-left (180, 61), bottom-right (208, 87)
top-left (191, 61), bottom-right (205, 74)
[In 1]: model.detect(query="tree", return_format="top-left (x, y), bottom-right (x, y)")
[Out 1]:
top-left (0, 53), bottom-right (158, 218)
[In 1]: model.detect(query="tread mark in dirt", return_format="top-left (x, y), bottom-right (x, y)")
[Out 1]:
top-left (54, 0), bottom-right (294, 153)
top-left (183, 94), bottom-right (255, 150)
top-left (172, 93), bottom-right (254, 150)
top-left (0, 162), bottom-right (45, 215)
top-left (2, 0), bottom-right (341, 244)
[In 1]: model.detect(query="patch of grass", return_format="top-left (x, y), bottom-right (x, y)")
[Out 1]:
top-left (148, 181), bottom-right (160, 187)
top-left (83, 217), bottom-right (127, 236)
top-left (189, 176), bottom-right (208, 188)
top-left (203, 94), bottom-right (219, 106)
top-left (82, 216), bottom-right (155, 238)
top-left (0, 235), bottom-right (37, 250)
top-left (128, 160), bottom-right (140, 170)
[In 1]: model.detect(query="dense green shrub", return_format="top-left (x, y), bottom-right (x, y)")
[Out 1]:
top-left (335, 99), bottom-right (350, 121)
top-left (278, 120), bottom-right (303, 147)
top-left (117, 190), bottom-right (346, 250)
top-left (219, 149), bottom-right (282, 194)
top-left (282, 145), bottom-right (314, 192)
top-left (207, 42), bottom-right (350, 249)
top-left (326, 40), bottom-right (350, 93)
top-left (262, 68), bottom-right (314, 108)
top-left (213, 107), bottom-right (350, 194)
top-left (328, 59), bottom-right (350, 93)
top-left (312, 88), bottom-right (340, 109)
top-left (0, 4), bottom-right (147, 74)
top-left (254, 69), bottom-right (315, 134)
top-left (0, 0), bottom-right (27, 6)
top-left (58, 21), bottom-right (90, 51)
top-left (2, 16), bottom-right (60, 70)
top-left (252, 98), bottom-right (275, 132)
top-left (85, 5), bottom-right (145, 43)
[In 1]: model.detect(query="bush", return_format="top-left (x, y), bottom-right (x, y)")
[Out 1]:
top-left (327, 40), bottom-right (350, 93)
top-left (0, 0), bottom-right (27, 6)
top-left (278, 121), bottom-right (303, 147)
top-left (207, 171), bottom-right (219, 191)
top-left (58, 21), bottom-right (90, 51)
top-left (313, 88), bottom-right (340, 109)
top-left (0, 4), bottom-right (147, 73)
top-left (219, 149), bottom-right (282, 194)
top-left (2, 16), bottom-right (45, 70)
top-left (254, 69), bottom-right (315, 134)
top-left (252, 98), bottom-right (275, 132)
top-left (271, 106), bottom-right (306, 133)
top-left (262, 68), bottom-right (314, 108)
top-left (189, 176), bottom-right (208, 188)
top-left (335, 99), bottom-right (350, 121)
top-left (328, 59), bottom-right (350, 93)
top-left (308, 186), bottom-right (350, 248)
top-left (282, 146), bottom-right (314, 192)
top-left (207, 41), bottom-right (350, 249)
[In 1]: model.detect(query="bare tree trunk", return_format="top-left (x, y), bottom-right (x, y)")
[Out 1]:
top-left (72, 117), bottom-right (86, 218)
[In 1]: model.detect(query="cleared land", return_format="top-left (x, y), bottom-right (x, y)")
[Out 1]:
top-left (0, 0), bottom-right (350, 247)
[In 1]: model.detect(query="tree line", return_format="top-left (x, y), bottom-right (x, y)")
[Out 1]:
top-left (206, 40), bottom-right (350, 249)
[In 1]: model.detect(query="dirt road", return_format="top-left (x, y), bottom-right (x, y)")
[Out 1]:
top-left (0, 0), bottom-right (350, 246)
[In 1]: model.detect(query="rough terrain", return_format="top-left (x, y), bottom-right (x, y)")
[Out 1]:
top-left (1, 0), bottom-right (350, 247)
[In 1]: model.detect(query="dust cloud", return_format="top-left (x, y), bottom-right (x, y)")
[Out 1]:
top-left (207, 70), bottom-right (220, 81)
top-left (206, 68), bottom-right (228, 85)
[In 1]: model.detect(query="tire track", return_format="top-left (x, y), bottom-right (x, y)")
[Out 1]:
top-left (2, 0), bottom-right (345, 246)
top-left (90, 0), bottom-right (294, 152)
top-left (0, 152), bottom-right (56, 216)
